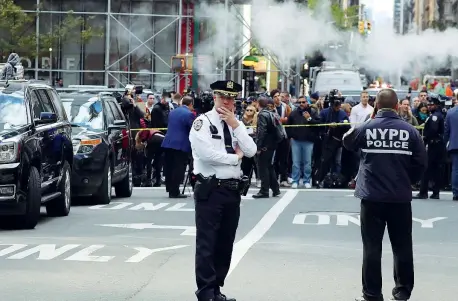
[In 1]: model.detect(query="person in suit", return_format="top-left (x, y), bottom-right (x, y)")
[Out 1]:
top-left (161, 96), bottom-right (196, 198)
top-left (445, 103), bottom-right (458, 201)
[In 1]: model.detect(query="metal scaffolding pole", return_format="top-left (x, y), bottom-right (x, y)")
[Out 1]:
top-left (176, 0), bottom-right (183, 91)
top-left (104, 0), bottom-right (111, 86)
top-left (35, 0), bottom-right (40, 80)
top-left (221, 0), bottom-right (230, 80)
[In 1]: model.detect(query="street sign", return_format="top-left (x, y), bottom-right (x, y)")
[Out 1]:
top-left (96, 223), bottom-right (196, 236)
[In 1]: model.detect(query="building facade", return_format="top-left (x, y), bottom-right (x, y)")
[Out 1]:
top-left (394, 0), bottom-right (416, 34)
top-left (414, 0), bottom-right (458, 31)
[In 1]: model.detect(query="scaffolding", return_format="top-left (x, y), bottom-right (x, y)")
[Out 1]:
top-left (19, 0), bottom-right (299, 94)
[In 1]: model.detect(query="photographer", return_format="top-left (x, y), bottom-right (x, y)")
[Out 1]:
top-left (314, 89), bottom-right (350, 188)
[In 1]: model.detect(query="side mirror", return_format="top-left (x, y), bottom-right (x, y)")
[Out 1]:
top-left (108, 119), bottom-right (126, 131)
top-left (35, 112), bottom-right (57, 125)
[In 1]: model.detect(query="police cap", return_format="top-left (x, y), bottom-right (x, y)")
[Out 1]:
top-left (427, 95), bottom-right (441, 105)
top-left (210, 80), bottom-right (242, 97)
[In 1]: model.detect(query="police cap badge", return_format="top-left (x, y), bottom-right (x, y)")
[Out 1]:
top-left (210, 80), bottom-right (242, 97)
top-left (193, 119), bottom-right (203, 131)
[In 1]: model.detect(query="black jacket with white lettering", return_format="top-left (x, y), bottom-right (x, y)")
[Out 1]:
top-left (343, 110), bottom-right (427, 203)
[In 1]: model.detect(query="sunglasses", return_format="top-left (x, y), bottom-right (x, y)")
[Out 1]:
top-left (246, 109), bottom-right (254, 112)
top-left (297, 101), bottom-right (306, 104)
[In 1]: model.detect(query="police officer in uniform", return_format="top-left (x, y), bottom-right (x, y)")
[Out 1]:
top-left (414, 95), bottom-right (445, 200)
top-left (189, 80), bottom-right (257, 301)
top-left (342, 89), bottom-right (427, 301)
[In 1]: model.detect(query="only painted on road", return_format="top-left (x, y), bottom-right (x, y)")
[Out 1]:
top-left (292, 213), bottom-right (447, 228)
top-left (0, 244), bottom-right (189, 263)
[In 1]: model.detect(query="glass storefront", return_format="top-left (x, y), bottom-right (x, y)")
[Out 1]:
top-left (11, 0), bottom-right (181, 90)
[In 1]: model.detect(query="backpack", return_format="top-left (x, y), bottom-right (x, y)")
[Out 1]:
top-left (269, 111), bottom-right (286, 143)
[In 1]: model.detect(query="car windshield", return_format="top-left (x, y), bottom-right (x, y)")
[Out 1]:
top-left (315, 72), bottom-right (363, 92)
top-left (61, 95), bottom-right (104, 132)
top-left (0, 92), bottom-right (28, 132)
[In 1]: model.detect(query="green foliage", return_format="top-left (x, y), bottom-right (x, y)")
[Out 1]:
top-left (429, 19), bottom-right (457, 32)
top-left (308, 0), bottom-right (359, 30)
top-left (0, 0), bottom-right (103, 57)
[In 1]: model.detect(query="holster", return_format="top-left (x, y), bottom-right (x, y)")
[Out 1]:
top-left (238, 175), bottom-right (251, 196)
top-left (193, 174), bottom-right (218, 200)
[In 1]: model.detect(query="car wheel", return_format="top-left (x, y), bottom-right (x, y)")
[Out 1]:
top-left (114, 162), bottom-right (133, 198)
top-left (95, 162), bottom-right (111, 205)
top-left (15, 166), bottom-right (41, 229)
top-left (46, 161), bottom-right (71, 217)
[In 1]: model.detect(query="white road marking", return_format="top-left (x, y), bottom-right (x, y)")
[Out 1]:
top-left (227, 190), bottom-right (298, 277)
top-left (124, 245), bottom-right (189, 263)
top-left (96, 223), bottom-right (196, 236)
top-left (64, 245), bottom-right (114, 262)
top-left (134, 187), bottom-right (456, 195)
top-left (8, 244), bottom-right (80, 260)
top-left (292, 213), bottom-right (448, 228)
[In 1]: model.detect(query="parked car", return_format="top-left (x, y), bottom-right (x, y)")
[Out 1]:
top-left (0, 80), bottom-right (73, 229)
top-left (60, 92), bottom-right (133, 204)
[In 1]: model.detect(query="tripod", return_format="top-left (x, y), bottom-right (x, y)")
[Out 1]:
top-left (181, 158), bottom-right (194, 195)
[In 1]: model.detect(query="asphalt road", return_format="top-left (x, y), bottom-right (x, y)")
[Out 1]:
top-left (0, 187), bottom-right (456, 301)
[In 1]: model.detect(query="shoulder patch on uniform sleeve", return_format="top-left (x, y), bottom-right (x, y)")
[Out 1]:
top-left (432, 115), bottom-right (437, 121)
top-left (193, 119), bottom-right (203, 131)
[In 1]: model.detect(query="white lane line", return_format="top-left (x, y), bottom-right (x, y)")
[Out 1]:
top-left (227, 190), bottom-right (298, 277)
top-left (134, 187), bottom-right (455, 195)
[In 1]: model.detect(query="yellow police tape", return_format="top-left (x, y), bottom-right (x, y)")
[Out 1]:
top-left (130, 122), bottom-right (425, 131)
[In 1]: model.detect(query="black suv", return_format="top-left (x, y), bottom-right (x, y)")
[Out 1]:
top-left (60, 92), bottom-right (133, 204)
top-left (0, 80), bottom-right (73, 229)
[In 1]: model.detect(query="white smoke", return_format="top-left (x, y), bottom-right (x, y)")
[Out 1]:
top-left (194, 0), bottom-right (458, 85)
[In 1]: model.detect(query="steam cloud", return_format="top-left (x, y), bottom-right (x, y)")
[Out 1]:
top-left (194, 0), bottom-right (458, 85)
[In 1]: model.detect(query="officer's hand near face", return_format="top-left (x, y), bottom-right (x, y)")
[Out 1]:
top-left (217, 107), bottom-right (239, 129)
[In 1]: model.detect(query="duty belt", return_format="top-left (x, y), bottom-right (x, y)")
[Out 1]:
top-left (217, 178), bottom-right (240, 191)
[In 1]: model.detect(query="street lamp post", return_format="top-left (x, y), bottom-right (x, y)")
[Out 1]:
top-left (49, 48), bottom-right (52, 85)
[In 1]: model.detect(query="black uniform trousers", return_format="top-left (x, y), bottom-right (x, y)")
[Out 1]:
top-left (257, 148), bottom-right (280, 195)
top-left (164, 148), bottom-right (188, 196)
top-left (419, 142), bottom-right (445, 196)
top-left (360, 200), bottom-right (414, 301)
top-left (274, 138), bottom-right (289, 182)
top-left (315, 136), bottom-right (341, 183)
top-left (195, 187), bottom-right (241, 300)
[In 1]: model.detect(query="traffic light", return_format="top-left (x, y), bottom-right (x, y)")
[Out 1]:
top-left (367, 21), bottom-right (372, 32)
top-left (358, 21), bottom-right (365, 34)
top-left (171, 56), bottom-right (186, 72)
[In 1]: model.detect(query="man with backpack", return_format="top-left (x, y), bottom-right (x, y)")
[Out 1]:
top-left (253, 96), bottom-right (282, 198)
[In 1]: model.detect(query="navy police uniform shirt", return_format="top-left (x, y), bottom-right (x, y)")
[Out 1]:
top-left (343, 109), bottom-right (427, 203)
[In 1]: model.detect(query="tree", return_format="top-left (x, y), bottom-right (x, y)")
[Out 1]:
top-left (307, 0), bottom-right (360, 30)
top-left (0, 0), bottom-right (103, 58)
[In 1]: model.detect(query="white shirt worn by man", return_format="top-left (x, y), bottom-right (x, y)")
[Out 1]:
top-left (189, 108), bottom-right (257, 179)
top-left (350, 103), bottom-right (374, 126)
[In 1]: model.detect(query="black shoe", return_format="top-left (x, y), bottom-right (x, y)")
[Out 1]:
top-left (169, 194), bottom-right (188, 199)
top-left (152, 182), bottom-right (161, 187)
top-left (430, 193), bottom-right (440, 199)
top-left (252, 192), bottom-right (269, 198)
top-left (390, 293), bottom-right (408, 300)
top-left (272, 190), bottom-right (281, 197)
top-left (215, 293), bottom-right (236, 301)
top-left (413, 193), bottom-right (427, 199)
top-left (453, 196), bottom-right (458, 201)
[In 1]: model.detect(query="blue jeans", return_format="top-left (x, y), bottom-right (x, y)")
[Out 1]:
top-left (452, 153), bottom-right (458, 197)
top-left (291, 139), bottom-right (314, 184)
